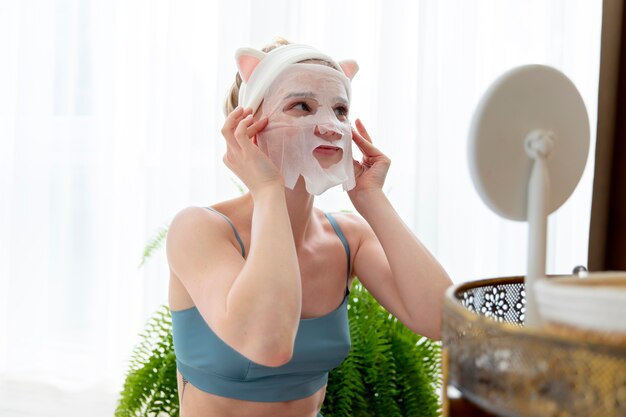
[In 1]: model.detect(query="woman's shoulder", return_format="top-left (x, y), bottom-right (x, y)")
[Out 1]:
top-left (167, 205), bottom-right (226, 243)
top-left (317, 209), bottom-right (371, 240)
top-left (320, 209), bottom-right (366, 226)
top-left (168, 198), bottom-right (251, 250)
top-left (170, 204), bottom-right (221, 225)
top-left (166, 202), bottom-right (248, 269)
top-left (169, 200), bottom-right (241, 236)
top-left (171, 196), bottom-right (249, 223)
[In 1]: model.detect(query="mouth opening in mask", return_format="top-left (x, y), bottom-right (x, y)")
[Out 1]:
top-left (313, 146), bottom-right (343, 168)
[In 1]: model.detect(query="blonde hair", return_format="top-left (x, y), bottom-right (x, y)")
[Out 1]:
top-left (223, 37), bottom-right (337, 116)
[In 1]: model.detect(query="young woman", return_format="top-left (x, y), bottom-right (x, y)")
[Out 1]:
top-left (166, 39), bottom-right (452, 417)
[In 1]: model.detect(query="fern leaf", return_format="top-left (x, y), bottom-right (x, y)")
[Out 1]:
top-left (138, 226), bottom-right (169, 268)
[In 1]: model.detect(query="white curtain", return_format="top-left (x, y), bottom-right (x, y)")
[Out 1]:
top-left (0, 0), bottom-right (602, 414)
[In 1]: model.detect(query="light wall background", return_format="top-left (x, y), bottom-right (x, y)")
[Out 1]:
top-left (0, 0), bottom-right (602, 415)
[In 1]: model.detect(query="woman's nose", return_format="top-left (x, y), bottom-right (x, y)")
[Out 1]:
top-left (314, 125), bottom-right (341, 141)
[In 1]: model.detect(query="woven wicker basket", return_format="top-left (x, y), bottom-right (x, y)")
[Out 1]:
top-left (442, 276), bottom-right (626, 417)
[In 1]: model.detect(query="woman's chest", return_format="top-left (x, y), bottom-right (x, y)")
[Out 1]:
top-left (297, 237), bottom-right (353, 318)
top-left (235, 225), bottom-right (353, 318)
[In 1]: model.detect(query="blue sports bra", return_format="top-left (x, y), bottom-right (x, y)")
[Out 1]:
top-left (171, 208), bottom-right (352, 402)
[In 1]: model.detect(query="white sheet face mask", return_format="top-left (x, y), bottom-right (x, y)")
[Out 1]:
top-left (256, 64), bottom-right (356, 195)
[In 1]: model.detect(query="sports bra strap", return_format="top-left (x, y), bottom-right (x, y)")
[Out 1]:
top-left (204, 207), bottom-right (246, 258)
top-left (203, 207), bottom-right (351, 294)
top-left (324, 213), bottom-right (352, 293)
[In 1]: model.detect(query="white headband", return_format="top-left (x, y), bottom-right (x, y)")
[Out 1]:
top-left (233, 43), bottom-right (359, 115)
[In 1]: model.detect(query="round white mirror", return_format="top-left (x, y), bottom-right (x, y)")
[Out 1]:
top-left (468, 65), bottom-right (589, 221)
top-left (468, 65), bottom-right (590, 326)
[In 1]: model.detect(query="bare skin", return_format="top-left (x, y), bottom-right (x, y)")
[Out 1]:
top-left (167, 107), bottom-right (453, 417)
top-left (169, 188), bottom-right (357, 417)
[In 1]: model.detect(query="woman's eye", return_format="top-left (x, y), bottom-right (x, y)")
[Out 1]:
top-left (334, 106), bottom-right (349, 117)
top-left (291, 102), bottom-right (312, 112)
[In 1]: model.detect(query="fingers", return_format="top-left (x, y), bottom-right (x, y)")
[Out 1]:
top-left (234, 115), bottom-right (257, 149)
top-left (352, 158), bottom-right (364, 177)
top-left (352, 127), bottom-right (382, 156)
top-left (355, 119), bottom-right (373, 143)
top-left (222, 107), bottom-right (253, 148)
top-left (247, 116), bottom-right (269, 138)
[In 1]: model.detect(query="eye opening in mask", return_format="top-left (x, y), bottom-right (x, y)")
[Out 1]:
top-left (281, 93), bottom-right (350, 120)
top-left (333, 104), bottom-right (349, 119)
top-left (331, 96), bottom-right (350, 120)
top-left (283, 96), bottom-right (319, 116)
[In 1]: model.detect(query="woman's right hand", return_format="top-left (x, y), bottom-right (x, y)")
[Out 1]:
top-left (221, 107), bottom-right (283, 195)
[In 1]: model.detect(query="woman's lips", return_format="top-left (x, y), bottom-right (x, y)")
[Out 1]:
top-left (314, 145), bottom-right (341, 155)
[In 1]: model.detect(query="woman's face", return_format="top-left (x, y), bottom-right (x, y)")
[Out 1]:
top-left (260, 66), bottom-right (351, 168)
top-left (254, 64), bottom-right (355, 195)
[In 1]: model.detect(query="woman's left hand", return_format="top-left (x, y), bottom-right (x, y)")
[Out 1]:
top-left (348, 119), bottom-right (391, 202)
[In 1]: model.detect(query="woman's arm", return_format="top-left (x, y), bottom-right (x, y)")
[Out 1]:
top-left (350, 193), bottom-right (452, 340)
top-left (167, 108), bottom-right (301, 366)
top-left (346, 119), bottom-right (453, 340)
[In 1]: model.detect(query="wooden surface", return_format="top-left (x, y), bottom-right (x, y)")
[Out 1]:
top-left (445, 386), bottom-right (500, 417)
top-left (448, 397), bottom-right (500, 417)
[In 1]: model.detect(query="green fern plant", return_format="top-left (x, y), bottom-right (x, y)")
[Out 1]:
top-left (323, 280), bottom-right (441, 417)
top-left (116, 225), bottom-right (442, 417)
top-left (115, 305), bottom-right (179, 417)
top-left (138, 225), bottom-right (169, 268)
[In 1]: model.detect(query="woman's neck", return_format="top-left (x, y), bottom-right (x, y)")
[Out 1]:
top-left (283, 176), bottom-right (315, 250)
top-left (241, 176), bottom-right (316, 250)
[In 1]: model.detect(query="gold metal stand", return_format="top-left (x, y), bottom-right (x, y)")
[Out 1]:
top-left (442, 276), bottom-right (626, 417)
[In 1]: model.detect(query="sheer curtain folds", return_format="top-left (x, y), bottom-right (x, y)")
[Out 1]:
top-left (0, 0), bottom-right (601, 415)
